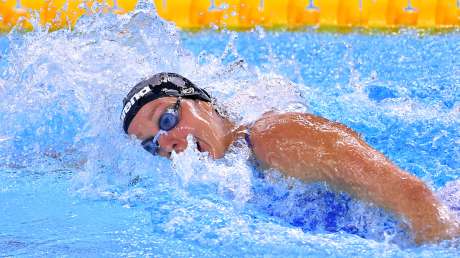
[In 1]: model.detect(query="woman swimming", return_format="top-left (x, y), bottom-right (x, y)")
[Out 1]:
top-left (121, 72), bottom-right (459, 244)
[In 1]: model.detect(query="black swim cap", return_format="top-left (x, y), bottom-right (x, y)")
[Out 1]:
top-left (121, 72), bottom-right (212, 133)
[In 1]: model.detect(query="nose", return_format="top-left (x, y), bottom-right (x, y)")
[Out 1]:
top-left (157, 132), bottom-right (188, 157)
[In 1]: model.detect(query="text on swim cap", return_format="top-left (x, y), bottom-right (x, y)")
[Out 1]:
top-left (120, 86), bottom-right (152, 121)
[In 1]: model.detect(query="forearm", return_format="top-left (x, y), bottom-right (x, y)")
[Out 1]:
top-left (335, 150), bottom-right (452, 243)
top-left (308, 129), bottom-right (458, 243)
top-left (251, 112), bottom-right (458, 243)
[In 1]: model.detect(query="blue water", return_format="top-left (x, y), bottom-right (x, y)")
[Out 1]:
top-left (1, 2), bottom-right (459, 257)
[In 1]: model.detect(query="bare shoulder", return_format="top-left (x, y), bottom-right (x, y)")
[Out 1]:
top-left (249, 112), bottom-right (359, 140)
top-left (247, 112), bottom-right (364, 172)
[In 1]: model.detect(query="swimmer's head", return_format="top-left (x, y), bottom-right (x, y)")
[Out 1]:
top-left (121, 72), bottom-right (212, 133)
top-left (121, 72), bottom-right (235, 159)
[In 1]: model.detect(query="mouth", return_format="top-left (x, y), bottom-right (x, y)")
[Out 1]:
top-left (196, 140), bottom-right (203, 152)
top-left (194, 137), bottom-right (207, 153)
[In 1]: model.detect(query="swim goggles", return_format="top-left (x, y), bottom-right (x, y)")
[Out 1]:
top-left (141, 98), bottom-right (181, 156)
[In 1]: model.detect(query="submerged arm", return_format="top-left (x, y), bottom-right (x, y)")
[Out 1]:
top-left (250, 112), bottom-right (458, 244)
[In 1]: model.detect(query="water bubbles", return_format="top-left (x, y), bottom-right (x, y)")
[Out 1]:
top-left (255, 26), bottom-right (266, 40)
top-left (171, 135), bottom-right (253, 205)
top-left (438, 180), bottom-right (460, 219)
top-left (285, 101), bottom-right (309, 113)
top-left (215, 73), bottom-right (306, 125)
top-left (134, 0), bottom-right (157, 13)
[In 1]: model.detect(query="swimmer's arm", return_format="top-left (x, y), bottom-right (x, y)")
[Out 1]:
top-left (250, 112), bottom-right (458, 244)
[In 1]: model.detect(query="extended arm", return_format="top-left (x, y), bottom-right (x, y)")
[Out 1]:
top-left (250, 112), bottom-right (458, 244)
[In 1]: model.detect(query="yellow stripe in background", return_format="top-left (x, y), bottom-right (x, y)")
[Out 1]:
top-left (1, 0), bottom-right (459, 32)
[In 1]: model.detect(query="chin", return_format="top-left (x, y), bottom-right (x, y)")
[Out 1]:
top-left (203, 149), bottom-right (221, 159)
top-left (211, 149), bottom-right (226, 159)
top-left (200, 146), bottom-right (222, 159)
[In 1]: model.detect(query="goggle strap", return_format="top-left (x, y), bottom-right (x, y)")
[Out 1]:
top-left (153, 130), bottom-right (167, 144)
top-left (174, 97), bottom-right (182, 111)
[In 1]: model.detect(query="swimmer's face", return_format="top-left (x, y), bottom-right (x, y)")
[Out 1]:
top-left (127, 97), bottom-right (231, 159)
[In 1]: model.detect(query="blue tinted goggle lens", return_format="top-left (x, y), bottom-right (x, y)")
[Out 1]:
top-left (159, 111), bottom-right (179, 131)
top-left (141, 137), bottom-right (160, 155)
top-left (141, 99), bottom-right (181, 156)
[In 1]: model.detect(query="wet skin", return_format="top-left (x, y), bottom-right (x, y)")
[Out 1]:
top-left (128, 97), bottom-right (459, 244)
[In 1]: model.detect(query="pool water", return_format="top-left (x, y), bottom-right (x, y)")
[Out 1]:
top-left (1, 2), bottom-right (459, 257)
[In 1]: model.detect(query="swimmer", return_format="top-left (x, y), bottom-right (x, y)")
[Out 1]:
top-left (121, 72), bottom-right (459, 244)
